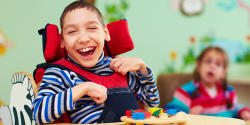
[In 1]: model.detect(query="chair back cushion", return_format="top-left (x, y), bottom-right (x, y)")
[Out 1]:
top-left (157, 73), bottom-right (192, 108)
top-left (40, 19), bottom-right (134, 62)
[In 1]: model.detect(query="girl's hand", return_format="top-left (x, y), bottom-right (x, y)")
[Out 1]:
top-left (240, 110), bottom-right (250, 120)
top-left (110, 57), bottom-right (149, 75)
top-left (189, 105), bottom-right (203, 115)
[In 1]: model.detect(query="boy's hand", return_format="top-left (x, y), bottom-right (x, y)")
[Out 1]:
top-left (189, 105), bottom-right (203, 115)
top-left (110, 57), bottom-right (149, 75)
top-left (72, 82), bottom-right (107, 105)
top-left (240, 110), bottom-right (250, 120)
top-left (87, 82), bottom-right (107, 105)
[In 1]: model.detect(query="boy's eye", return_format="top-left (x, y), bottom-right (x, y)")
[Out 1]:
top-left (88, 27), bottom-right (97, 30)
top-left (68, 31), bottom-right (75, 34)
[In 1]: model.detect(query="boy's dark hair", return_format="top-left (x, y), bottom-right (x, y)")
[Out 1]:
top-left (60, 0), bottom-right (105, 30)
top-left (192, 46), bottom-right (232, 109)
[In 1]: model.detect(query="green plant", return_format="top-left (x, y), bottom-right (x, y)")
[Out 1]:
top-left (160, 62), bottom-right (176, 73)
top-left (103, 0), bottom-right (129, 23)
top-left (160, 51), bottom-right (177, 73)
top-left (180, 47), bottom-right (196, 72)
top-left (200, 35), bottom-right (214, 43)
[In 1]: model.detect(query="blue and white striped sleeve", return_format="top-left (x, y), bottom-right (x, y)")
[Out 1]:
top-left (32, 68), bottom-right (75, 124)
top-left (128, 66), bottom-right (159, 107)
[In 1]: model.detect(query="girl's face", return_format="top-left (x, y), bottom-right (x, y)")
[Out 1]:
top-left (197, 50), bottom-right (226, 86)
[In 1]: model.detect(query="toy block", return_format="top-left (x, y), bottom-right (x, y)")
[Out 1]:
top-left (133, 109), bottom-right (144, 113)
top-left (137, 113), bottom-right (145, 120)
top-left (163, 108), bottom-right (167, 112)
top-left (121, 111), bottom-right (190, 125)
top-left (126, 110), bottom-right (132, 117)
top-left (132, 113), bottom-right (138, 119)
top-left (144, 112), bottom-right (151, 118)
top-left (167, 109), bottom-right (177, 115)
top-left (149, 108), bottom-right (163, 115)
top-left (132, 112), bottom-right (145, 120)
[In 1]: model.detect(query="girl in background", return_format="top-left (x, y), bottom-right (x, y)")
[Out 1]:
top-left (164, 46), bottom-right (250, 120)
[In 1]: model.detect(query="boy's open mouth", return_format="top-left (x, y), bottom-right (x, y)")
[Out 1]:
top-left (78, 47), bottom-right (95, 57)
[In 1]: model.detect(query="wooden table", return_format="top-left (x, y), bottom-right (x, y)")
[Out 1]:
top-left (46, 114), bottom-right (245, 125)
top-left (245, 120), bottom-right (250, 125)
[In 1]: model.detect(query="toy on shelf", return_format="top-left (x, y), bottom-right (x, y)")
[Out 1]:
top-left (152, 109), bottom-right (161, 118)
top-left (121, 108), bottom-right (189, 125)
top-left (149, 108), bottom-right (163, 118)
top-left (166, 109), bottom-right (177, 117)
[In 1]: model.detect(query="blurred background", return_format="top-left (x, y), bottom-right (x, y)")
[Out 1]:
top-left (1, 0), bottom-right (250, 106)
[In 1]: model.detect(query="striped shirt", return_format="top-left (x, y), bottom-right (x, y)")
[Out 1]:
top-left (163, 80), bottom-right (250, 118)
top-left (32, 53), bottom-right (159, 124)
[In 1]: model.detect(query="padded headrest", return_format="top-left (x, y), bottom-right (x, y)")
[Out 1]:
top-left (38, 19), bottom-right (134, 62)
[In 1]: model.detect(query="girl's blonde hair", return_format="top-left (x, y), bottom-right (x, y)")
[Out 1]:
top-left (192, 46), bottom-right (232, 109)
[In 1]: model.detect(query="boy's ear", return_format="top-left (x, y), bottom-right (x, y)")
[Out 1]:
top-left (60, 33), bottom-right (65, 48)
top-left (104, 25), bottom-right (111, 41)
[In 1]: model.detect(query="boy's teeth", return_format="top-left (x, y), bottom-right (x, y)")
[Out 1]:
top-left (79, 47), bottom-right (93, 52)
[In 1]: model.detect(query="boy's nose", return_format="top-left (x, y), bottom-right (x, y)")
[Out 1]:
top-left (78, 33), bottom-right (90, 43)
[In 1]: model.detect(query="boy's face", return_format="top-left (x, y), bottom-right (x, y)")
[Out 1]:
top-left (61, 8), bottom-right (110, 68)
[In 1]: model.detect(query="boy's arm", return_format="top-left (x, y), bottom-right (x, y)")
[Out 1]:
top-left (32, 68), bottom-right (75, 124)
top-left (128, 67), bottom-right (159, 107)
top-left (72, 81), bottom-right (107, 104)
top-left (32, 68), bottom-right (107, 124)
top-left (110, 57), bottom-right (159, 107)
